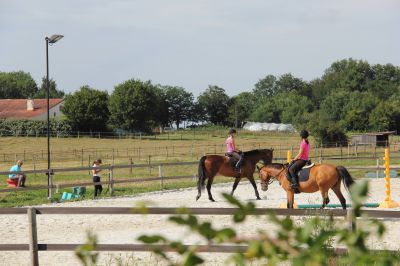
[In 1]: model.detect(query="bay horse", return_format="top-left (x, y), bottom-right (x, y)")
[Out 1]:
top-left (258, 163), bottom-right (355, 209)
top-left (196, 149), bottom-right (273, 202)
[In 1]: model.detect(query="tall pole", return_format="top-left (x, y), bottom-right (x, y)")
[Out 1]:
top-left (44, 34), bottom-right (63, 199)
top-left (46, 37), bottom-right (51, 198)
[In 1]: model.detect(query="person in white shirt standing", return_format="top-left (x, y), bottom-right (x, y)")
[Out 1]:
top-left (92, 159), bottom-right (102, 197)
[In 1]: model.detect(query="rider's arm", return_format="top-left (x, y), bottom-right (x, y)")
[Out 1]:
top-left (294, 147), bottom-right (304, 160)
top-left (232, 138), bottom-right (236, 151)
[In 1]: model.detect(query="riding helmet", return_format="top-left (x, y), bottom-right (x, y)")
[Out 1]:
top-left (300, 130), bottom-right (309, 139)
top-left (229, 128), bottom-right (237, 134)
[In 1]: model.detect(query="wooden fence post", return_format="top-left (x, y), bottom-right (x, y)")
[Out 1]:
top-left (48, 170), bottom-right (53, 199)
top-left (81, 149), bottom-right (84, 167)
top-left (28, 207), bottom-right (39, 266)
top-left (148, 155), bottom-right (152, 174)
top-left (346, 209), bottom-right (356, 232)
top-left (130, 157), bottom-right (133, 175)
top-left (340, 144), bottom-right (343, 159)
top-left (347, 143), bottom-right (350, 161)
top-left (109, 166), bottom-right (114, 196)
top-left (159, 165), bottom-right (163, 190)
top-left (376, 158), bottom-right (380, 179)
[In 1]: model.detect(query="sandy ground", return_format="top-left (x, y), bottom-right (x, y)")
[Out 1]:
top-left (1, 178), bottom-right (400, 266)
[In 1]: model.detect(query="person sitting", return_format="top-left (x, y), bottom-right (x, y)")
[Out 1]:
top-left (225, 128), bottom-right (244, 171)
top-left (288, 130), bottom-right (310, 194)
top-left (8, 160), bottom-right (26, 187)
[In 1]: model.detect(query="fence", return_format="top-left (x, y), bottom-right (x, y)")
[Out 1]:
top-left (1, 140), bottom-right (400, 172)
top-left (1, 206), bottom-right (400, 266)
top-left (1, 157), bottom-right (400, 196)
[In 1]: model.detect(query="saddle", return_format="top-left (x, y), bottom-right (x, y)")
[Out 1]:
top-left (286, 160), bottom-right (315, 183)
top-left (225, 153), bottom-right (244, 171)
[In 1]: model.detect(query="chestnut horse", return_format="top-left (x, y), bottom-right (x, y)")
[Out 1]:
top-left (258, 163), bottom-right (355, 209)
top-left (196, 149), bottom-right (273, 202)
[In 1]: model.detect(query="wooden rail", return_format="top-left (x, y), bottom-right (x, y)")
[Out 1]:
top-left (1, 207), bottom-right (400, 266)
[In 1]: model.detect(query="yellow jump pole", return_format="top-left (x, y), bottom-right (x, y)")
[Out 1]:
top-left (379, 148), bottom-right (399, 208)
top-left (280, 150), bottom-right (298, 208)
top-left (287, 150), bottom-right (292, 163)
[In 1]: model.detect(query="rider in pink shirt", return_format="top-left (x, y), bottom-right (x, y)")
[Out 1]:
top-left (288, 130), bottom-right (310, 193)
top-left (226, 128), bottom-right (244, 171)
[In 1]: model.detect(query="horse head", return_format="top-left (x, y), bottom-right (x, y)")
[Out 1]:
top-left (258, 163), bottom-right (286, 191)
top-left (258, 166), bottom-right (271, 191)
top-left (259, 149), bottom-right (273, 165)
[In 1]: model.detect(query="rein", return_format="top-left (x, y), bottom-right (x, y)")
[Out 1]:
top-left (260, 165), bottom-right (287, 186)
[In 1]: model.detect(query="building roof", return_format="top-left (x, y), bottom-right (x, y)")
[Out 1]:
top-left (0, 99), bottom-right (64, 119)
top-left (351, 131), bottom-right (396, 137)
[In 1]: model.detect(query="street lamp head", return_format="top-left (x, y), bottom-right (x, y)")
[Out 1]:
top-left (46, 34), bottom-right (64, 44)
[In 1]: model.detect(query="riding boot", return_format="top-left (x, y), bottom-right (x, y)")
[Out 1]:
top-left (291, 174), bottom-right (300, 194)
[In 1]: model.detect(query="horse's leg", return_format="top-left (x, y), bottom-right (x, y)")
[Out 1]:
top-left (231, 177), bottom-right (241, 196)
top-left (331, 181), bottom-right (347, 209)
top-left (287, 190), bottom-right (295, 208)
top-left (206, 176), bottom-right (216, 202)
top-left (248, 176), bottom-right (261, 200)
top-left (320, 190), bottom-right (329, 209)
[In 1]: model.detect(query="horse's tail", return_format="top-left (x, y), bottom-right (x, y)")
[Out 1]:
top-left (337, 166), bottom-right (355, 191)
top-left (196, 156), bottom-right (207, 201)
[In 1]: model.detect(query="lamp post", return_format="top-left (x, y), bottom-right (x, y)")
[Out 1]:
top-left (45, 34), bottom-right (63, 198)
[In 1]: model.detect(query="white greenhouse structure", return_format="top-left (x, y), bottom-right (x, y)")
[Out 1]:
top-left (243, 122), bottom-right (296, 133)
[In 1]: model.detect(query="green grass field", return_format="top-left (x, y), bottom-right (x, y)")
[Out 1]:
top-left (1, 131), bottom-right (399, 207)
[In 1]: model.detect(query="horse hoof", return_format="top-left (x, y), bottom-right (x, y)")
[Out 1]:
top-left (209, 198), bottom-right (215, 202)
top-left (256, 197), bottom-right (261, 200)
top-left (196, 195), bottom-right (200, 201)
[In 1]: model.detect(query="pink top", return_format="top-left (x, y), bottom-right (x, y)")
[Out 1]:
top-left (226, 136), bottom-right (234, 152)
top-left (299, 139), bottom-right (310, 160)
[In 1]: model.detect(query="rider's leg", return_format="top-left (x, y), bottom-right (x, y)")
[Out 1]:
top-left (236, 152), bottom-right (244, 169)
top-left (289, 160), bottom-right (305, 193)
top-left (232, 152), bottom-right (241, 171)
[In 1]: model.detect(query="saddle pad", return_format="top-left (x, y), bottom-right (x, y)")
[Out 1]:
top-left (298, 166), bottom-right (314, 182)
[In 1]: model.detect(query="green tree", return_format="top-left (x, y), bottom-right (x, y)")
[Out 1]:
top-left (249, 101), bottom-right (280, 123)
top-left (274, 91), bottom-right (312, 127)
top-left (187, 101), bottom-right (206, 125)
top-left (320, 59), bottom-right (374, 94)
top-left (228, 92), bottom-right (257, 127)
top-left (162, 86), bottom-right (194, 129)
top-left (197, 85), bottom-right (230, 125)
top-left (0, 71), bottom-right (38, 98)
top-left (109, 79), bottom-right (164, 132)
top-left (369, 97), bottom-right (400, 132)
top-left (342, 91), bottom-right (379, 131)
top-left (307, 111), bottom-right (348, 145)
top-left (366, 63), bottom-right (400, 100)
top-left (62, 86), bottom-right (109, 132)
top-left (253, 74), bottom-right (277, 98)
top-left (35, 77), bottom-right (65, 98)
top-left (319, 89), bottom-right (351, 123)
top-left (275, 73), bottom-right (312, 98)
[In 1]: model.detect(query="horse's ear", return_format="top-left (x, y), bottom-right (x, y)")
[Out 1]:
top-left (270, 147), bottom-right (274, 151)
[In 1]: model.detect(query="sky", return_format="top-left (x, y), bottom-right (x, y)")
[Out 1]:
top-left (0, 0), bottom-right (399, 97)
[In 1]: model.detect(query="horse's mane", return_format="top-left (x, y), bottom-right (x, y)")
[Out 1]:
top-left (265, 163), bottom-right (285, 169)
top-left (243, 149), bottom-right (271, 157)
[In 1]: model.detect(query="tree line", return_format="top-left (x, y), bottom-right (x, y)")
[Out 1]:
top-left (1, 58), bottom-right (399, 142)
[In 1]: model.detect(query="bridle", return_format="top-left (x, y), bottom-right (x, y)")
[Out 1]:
top-left (259, 165), bottom-right (287, 186)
